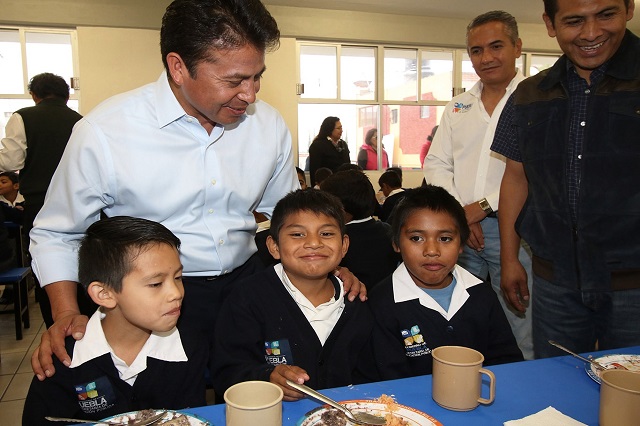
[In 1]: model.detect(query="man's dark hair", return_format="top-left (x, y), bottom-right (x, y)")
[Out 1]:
top-left (467, 10), bottom-right (519, 46)
top-left (314, 167), bottom-right (333, 186)
top-left (378, 170), bottom-right (402, 189)
top-left (320, 170), bottom-right (376, 220)
top-left (543, 0), bottom-right (631, 24)
top-left (269, 188), bottom-right (345, 244)
top-left (390, 185), bottom-right (470, 247)
top-left (160, 0), bottom-right (280, 77)
top-left (78, 216), bottom-right (181, 293)
top-left (314, 116), bottom-right (341, 142)
top-left (28, 73), bottom-right (70, 100)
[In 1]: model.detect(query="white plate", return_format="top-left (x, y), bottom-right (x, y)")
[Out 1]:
top-left (585, 354), bottom-right (640, 384)
top-left (296, 399), bottom-right (443, 426)
top-left (100, 409), bottom-right (211, 425)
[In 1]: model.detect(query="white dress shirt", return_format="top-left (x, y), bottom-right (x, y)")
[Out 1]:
top-left (0, 113), bottom-right (27, 171)
top-left (70, 309), bottom-right (188, 386)
top-left (392, 263), bottom-right (482, 321)
top-left (424, 71), bottom-right (525, 210)
top-left (274, 263), bottom-right (345, 345)
top-left (30, 73), bottom-right (298, 285)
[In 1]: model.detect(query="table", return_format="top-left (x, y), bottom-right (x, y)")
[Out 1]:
top-left (185, 346), bottom-right (640, 426)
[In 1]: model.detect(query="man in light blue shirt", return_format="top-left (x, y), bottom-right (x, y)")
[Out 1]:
top-left (29, 0), bottom-right (365, 381)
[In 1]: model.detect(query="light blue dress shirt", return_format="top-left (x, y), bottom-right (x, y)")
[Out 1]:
top-left (30, 73), bottom-right (298, 285)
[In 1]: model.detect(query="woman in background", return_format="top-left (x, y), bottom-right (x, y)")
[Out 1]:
top-left (308, 116), bottom-right (351, 186)
top-left (357, 128), bottom-right (388, 170)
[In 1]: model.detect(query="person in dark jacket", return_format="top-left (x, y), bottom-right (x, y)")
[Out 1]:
top-left (212, 189), bottom-right (376, 401)
top-left (369, 185), bottom-right (522, 379)
top-left (308, 116), bottom-right (351, 186)
top-left (22, 217), bottom-right (207, 424)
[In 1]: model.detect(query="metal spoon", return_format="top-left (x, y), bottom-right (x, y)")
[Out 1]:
top-left (548, 340), bottom-right (609, 371)
top-left (46, 410), bottom-right (168, 425)
top-left (286, 380), bottom-right (386, 425)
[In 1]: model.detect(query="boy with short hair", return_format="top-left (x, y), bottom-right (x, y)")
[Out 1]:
top-left (369, 185), bottom-right (522, 380)
top-left (0, 171), bottom-right (24, 207)
top-left (377, 170), bottom-right (407, 223)
top-left (23, 216), bottom-right (207, 424)
top-left (212, 189), bottom-right (375, 401)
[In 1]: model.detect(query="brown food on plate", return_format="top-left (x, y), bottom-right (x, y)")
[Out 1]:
top-left (319, 409), bottom-right (347, 426)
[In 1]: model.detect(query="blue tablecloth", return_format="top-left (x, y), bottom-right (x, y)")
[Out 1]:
top-left (185, 346), bottom-right (640, 426)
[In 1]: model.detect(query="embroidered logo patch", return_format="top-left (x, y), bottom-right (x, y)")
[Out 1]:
top-left (265, 339), bottom-right (294, 365)
top-left (401, 325), bottom-right (431, 358)
top-left (75, 376), bottom-right (116, 414)
top-left (452, 102), bottom-right (472, 113)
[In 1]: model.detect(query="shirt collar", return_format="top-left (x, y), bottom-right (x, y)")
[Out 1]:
top-left (70, 309), bottom-right (188, 371)
top-left (392, 263), bottom-right (482, 320)
top-left (388, 188), bottom-right (404, 197)
top-left (347, 216), bottom-right (374, 225)
top-left (470, 68), bottom-right (525, 98)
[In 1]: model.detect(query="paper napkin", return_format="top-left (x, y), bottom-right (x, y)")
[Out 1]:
top-left (504, 406), bottom-right (587, 426)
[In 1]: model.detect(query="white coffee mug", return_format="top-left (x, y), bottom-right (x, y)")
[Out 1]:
top-left (224, 380), bottom-right (283, 426)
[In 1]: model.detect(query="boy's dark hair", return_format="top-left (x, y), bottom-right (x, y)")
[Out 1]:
top-left (295, 166), bottom-right (305, 176)
top-left (28, 73), bottom-right (70, 100)
top-left (160, 0), bottom-right (280, 77)
top-left (269, 189), bottom-right (346, 244)
top-left (0, 171), bottom-right (19, 185)
top-left (390, 185), bottom-right (470, 247)
top-left (78, 216), bottom-right (181, 293)
top-left (467, 10), bottom-right (519, 46)
top-left (542, 0), bottom-right (631, 24)
top-left (336, 163), bottom-right (362, 172)
top-left (320, 170), bottom-right (375, 219)
top-left (378, 170), bottom-right (402, 189)
top-left (314, 167), bottom-right (333, 185)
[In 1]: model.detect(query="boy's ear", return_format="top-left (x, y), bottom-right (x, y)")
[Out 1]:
top-left (340, 234), bottom-right (350, 259)
top-left (392, 241), bottom-right (400, 253)
top-left (87, 281), bottom-right (117, 309)
top-left (266, 235), bottom-right (282, 260)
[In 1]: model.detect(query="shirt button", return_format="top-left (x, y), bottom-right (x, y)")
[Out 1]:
top-left (585, 89), bottom-right (591, 94)
top-left (578, 154), bottom-right (582, 160)
top-left (211, 179), bottom-right (216, 185)
top-left (219, 239), bottom-right (225, 245)
top-left (446, 325), bottom-right (454, 333)
top-left (208, 209), bottom-right (214, 214)
top-left (186, 117), bottom-right (193, 123)
top-left (580, 121), bottom-right (586, 127)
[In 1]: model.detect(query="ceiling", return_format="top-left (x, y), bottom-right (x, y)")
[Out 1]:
top-left (263, 0), bottom-right (639, 31)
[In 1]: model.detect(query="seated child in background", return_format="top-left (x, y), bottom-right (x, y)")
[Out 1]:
top-left (212, 189), bottom-right (376, 401)
top-left (377, 170), bottom-right (407, 223)
top-left (0, 171), bottom-right (24, 208)
top-left (369, 185), bottom-right (522, 380)
top-left (296, 166), bottom-right (308, 190)
top-left (313, 167), bottom-right (333, 189)
top-left (23, 216), bottom-right (207, 424)
top-left (320, 170), bottom-right (400, 290)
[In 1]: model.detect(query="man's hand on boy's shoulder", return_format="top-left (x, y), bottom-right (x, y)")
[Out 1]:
top-left (270, 365), bottom-right (310, 401)
top-left (31, 312), bottom-right (89, 381)
top-left (334, 266), bottom-right (367, 302)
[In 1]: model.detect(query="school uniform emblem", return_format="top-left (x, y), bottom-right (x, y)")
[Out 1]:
top-left (401, 325), bottom-right (431, 358)
top-left (74, 376), bottom-right (116, 414)
top-left (265, 339), bottom-right (294, 365)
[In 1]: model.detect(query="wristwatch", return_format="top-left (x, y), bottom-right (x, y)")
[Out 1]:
top-left (479, 198), bottom-right (493, 214)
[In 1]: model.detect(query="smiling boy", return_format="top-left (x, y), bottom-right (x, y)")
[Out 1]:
top-left (369, 185), bottom-right (522, 379)
top-left (23, 217), bottom-right (207, 424)
top-left (212, 189), bottom-right (375, 401)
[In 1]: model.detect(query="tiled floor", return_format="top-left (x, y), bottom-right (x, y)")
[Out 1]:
top-left (0, 288), bottom-right (44, 425)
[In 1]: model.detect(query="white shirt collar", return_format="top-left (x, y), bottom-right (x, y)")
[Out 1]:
top-left (70, 309), bottom-right (188, 384)
top-left (274, 263), bottom-right (345, 345)
top-left (347, 216), bottom-right (373, 225)
top-left (392, 263), bottom-right (482, 320)
top-left (388, 188), bottom-right (405, 197)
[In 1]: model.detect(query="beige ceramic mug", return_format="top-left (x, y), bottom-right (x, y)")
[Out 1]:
top-left (431, 345), bottom-right (496, 411)
top-left (224, 380), bottom-right (283, 426)
top-left (599, 369), bottom-right (640, 426)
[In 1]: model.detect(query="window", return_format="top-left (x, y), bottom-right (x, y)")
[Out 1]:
top-left (297, 41), bottom-right (559, 170)
top-left (0, 28), bottom-right (79, 140)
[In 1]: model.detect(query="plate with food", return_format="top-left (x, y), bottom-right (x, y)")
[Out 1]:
top-left (585, 354), bottom-right (640, 384)
top-left (296, 395), bottom-right (442, 426)
top-left (99, 409), bottom-right (211, 425)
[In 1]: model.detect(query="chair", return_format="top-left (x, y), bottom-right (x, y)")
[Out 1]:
top-left (0, 266), bottom-right (32, 340)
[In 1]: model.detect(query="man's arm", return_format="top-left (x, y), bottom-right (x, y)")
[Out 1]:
top-left (31, 281), bottom-right (88, 380)
top-left (0, 113), bottom-right (27, 172)
top-left (498, 158), bottom-right (529, 312)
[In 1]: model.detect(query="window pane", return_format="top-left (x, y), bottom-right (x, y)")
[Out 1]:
top-left (380, 105), bottom-right (445, 168)
top-left (421, 50), bottom-right (453, 102)
top-left (340, 46), bottom-right (375, 101)
top-left (384, 49), bottom-right (417, 101)
top-left (530, 54), bottom-right (560, 76)
top-left (300, 45), bottom-right (337, 99)
top-left (298, 104), bottom-right (381, 170)
top-left (0, 30), bottom-right (24, 94)
top-left (26, 32), bottom-right (76, 95)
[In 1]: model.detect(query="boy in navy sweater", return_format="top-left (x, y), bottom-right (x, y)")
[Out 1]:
top-left (212, 189), bottom-right (375, 401)
top-left (23, 217), bottom-right (207, 424)
top-left (369, 185), bottom-right (522, 379)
